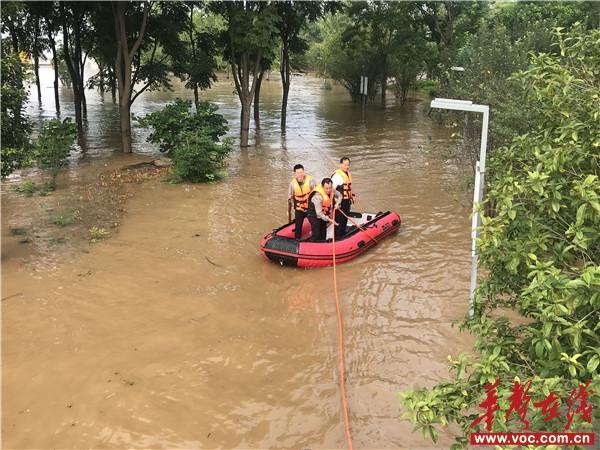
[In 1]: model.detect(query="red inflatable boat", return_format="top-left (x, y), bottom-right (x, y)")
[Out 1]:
top-left (260, 211), bottom-right (401, 267)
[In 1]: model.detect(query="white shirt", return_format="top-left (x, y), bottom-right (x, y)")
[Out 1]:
top-left (331, 172), bottom-right (344, 189)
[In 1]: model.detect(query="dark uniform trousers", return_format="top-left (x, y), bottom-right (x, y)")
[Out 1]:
top-left (309, 216), bottom-right (328, 242)
top-left (294, 210), bottom-right (307, 240)
top-left (334, 198), bottom-right (351, 239)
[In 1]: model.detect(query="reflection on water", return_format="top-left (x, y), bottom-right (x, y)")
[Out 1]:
top-left (2, 66), bottom-right (472, 449)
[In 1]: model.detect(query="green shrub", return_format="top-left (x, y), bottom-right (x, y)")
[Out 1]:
top-left (1, 47), bottom-right (31, 150)
top-left (12, 180), bottom-right (38, 196)
top-left (52, 209), bottom-right (78, 227)
top-left (136, 99), bottom-right (228, 153)
top-left (1, 47), bottom-right (34, 178)
top-left (89, 227), bottom-right (109, 243)
top-left (171, 131), bottom-right (232, 183)
top-left (400, 28), bottom-right (600, 448)
top-left (136, 99), bottom-right (231, 183)
top-left (39, 180), bottom-right (56, 196)
top-left (1, 146), bottom-right (35, 178)
top-left (35, 118), bottom-right (77, 173)
top-left (413, 79), bottom-right (439, 97)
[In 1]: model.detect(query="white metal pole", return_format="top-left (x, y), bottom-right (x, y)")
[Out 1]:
top-left (469, 162), bottom-right (481, 318)
top-left (430, 99), bottom-right (489, 318)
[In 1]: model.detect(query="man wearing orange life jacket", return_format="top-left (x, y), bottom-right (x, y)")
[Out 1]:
top-left (307, 178), bottom-right (342, 242)
top-left (331, 156), bottom-right (355, 239)
top-left (288, 164), bottom-right (316, 240)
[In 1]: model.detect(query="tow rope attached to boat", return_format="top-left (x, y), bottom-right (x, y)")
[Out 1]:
top-left (339, 208), bottom-right (378, 244)
top-left (330, 210), bottom-right (353, 450)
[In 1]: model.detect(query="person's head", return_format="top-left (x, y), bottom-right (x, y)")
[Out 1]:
top-left (340, 157), bottom-right (350, 172)
top-left (321, 177), bottom-right (333, 195)
top-left (293, 164), bottom-right (305, 182)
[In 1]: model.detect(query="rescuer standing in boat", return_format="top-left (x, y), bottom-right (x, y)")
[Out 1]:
top-left (331, 157), bottom-right (355, 239)
top-left (288, 164), bottom-right (316, 240)
top-left (307, 178), bottom-right (341, 242)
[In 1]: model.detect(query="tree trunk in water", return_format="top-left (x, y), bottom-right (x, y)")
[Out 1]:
top-left (81, 85), bottom-right (87, 117)
top-left (229, 42), bottom-right (261, 147)
top-left (33, 17), bottom-right (42, 103)
top-left (253, 71), bottom-right (263, 130)
top-left (34, 53), bottom-right (41, 102)
top-left (74, 24), bottom-right (86, 119)
top-left (240, 100), bottom-right (251, 147)
top-left (381, 71), bottom-right (386, 107)
top-left (113, 1), bottom-right (149, 152)
top-left (280, 45), bottom-right (290, 130)
top-left (119, 103), bottom-right (132, 153)
top-left (400, 79), bottom-right (409, 106)
top-left (99, 70), bottom-right (105, 97)
top-left (50, 39), bottom-right (60, 114)
top-left (61, 3), bottom-right (83, 131)
top-left (73, 88), bottom-right (83, 127)
top-left (110, 64), bottom-right (117, 104)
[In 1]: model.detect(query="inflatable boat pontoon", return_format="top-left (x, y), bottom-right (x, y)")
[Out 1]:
top-left (260, 211), bottom-right (401, 267)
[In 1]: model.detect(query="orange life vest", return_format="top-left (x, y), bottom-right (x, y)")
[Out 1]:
top-left (332, 169), bottom-right (353, 200)
top-left (308, 184), bottom-right (333, 217)
top-left (292, 175), bottom-right (313, 212)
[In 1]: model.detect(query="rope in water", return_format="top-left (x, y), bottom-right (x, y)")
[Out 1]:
top-left (294, 130), bottom-right (358, 448)
top-left (353, 195), bottom-right (366, 214)
top-left (329, 208), bottom-right (354, 450)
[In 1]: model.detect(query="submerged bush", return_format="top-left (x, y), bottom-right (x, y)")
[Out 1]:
top-left (12, 180), bottom-right (38, 196)
top-left (35, 118), bottom-right (77, 169)
top-left (136, 99), bottom-right (231, 183)
top-left (88, 226), bottom-right (109, 243)
top-left (171, 131), bottom-right (232, 183)
top-left (136, 99), bottom-right (228, 153)
top-left (2, 146), bottom-right (35, 178)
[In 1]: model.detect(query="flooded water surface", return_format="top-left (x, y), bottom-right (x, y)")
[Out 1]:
top-left (2, 67), bottom-right (473, 449)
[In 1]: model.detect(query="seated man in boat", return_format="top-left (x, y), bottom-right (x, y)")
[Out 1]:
top-left (331, 157), bottom-right (355, 239)
top-left (307, 178), bottom-right (341, 242)
top-left (288, 164), bottom-right (316, 240)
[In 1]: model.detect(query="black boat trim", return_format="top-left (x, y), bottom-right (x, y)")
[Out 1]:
top-left (262, 224), bottom-right (399, 262)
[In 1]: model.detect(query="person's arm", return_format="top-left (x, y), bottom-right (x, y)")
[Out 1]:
top-left (312, 195), bottom-right (331, 222)
top-left (333, 190), bottom-right (343, 207)
top-left (287, 182), bottom-right (294, 219)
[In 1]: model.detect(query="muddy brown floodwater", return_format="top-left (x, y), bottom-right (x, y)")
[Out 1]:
top-left (2, 67), bottom-right (473, 449)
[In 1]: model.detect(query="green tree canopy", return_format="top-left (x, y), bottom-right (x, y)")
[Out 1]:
top-left (401, 27), bottom-right (600, 448)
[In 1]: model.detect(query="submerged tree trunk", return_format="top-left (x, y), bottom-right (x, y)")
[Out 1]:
top-left (49, 34), bottom-right (60, 114)
top-left (113, 1), bottom-right (150, 153)
top-left (193, 84), bottom-right (199, 111)
top-left (33, 18), bottom-right (42, 103)
top-left (110, 63), bottom-right (117, 104)
top-left (60, 3), bottom-right (87, 130)
top-left (280, 44), bottom-right (291, 130)
top-left (240, 99), bottom-right (251, 147)
top-left (230, 49), bottom-right (261, 147)
top-left (119, 102), bottom-right (132, 153)
top-left (61, 26), bottom-right (82, 128)
top-left (381, 71), bottom-right (387, 108)
top-left (253, 70), bottom-right (264, 129)
top-left (34, 53), bottom-right (41, 102)
top-left (74, 24), bottom-right (86, 118)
